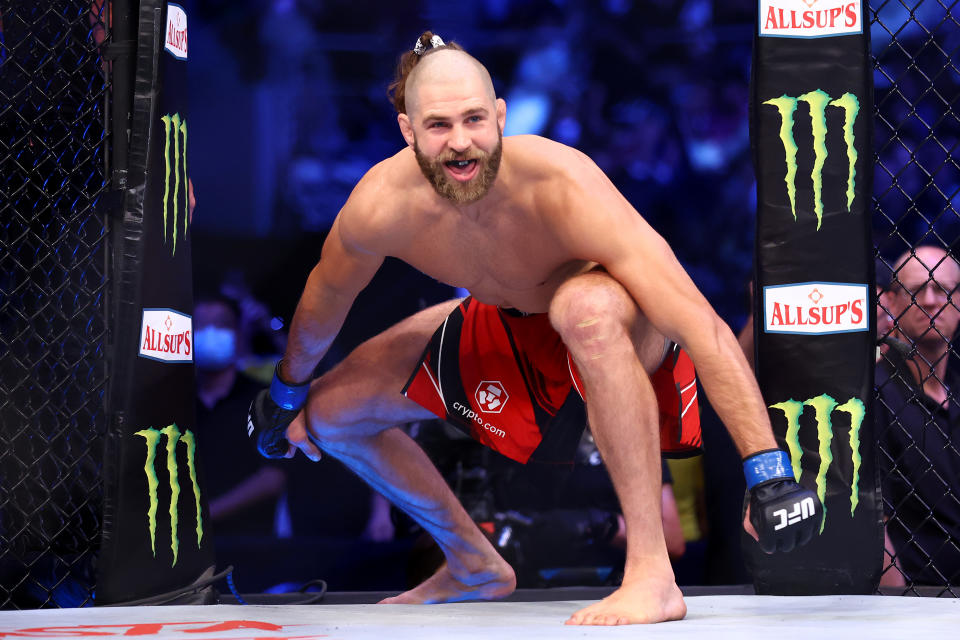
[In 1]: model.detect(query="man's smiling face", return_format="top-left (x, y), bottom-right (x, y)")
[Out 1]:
top-left (399, 50), bottom-right (506, 204)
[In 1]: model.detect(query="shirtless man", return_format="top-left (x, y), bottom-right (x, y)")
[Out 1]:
top-left (248, 32), bottom-right (821, 625)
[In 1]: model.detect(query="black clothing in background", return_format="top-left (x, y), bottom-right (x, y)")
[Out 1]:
top-left (875, 354), bottom-right (960, 585)
top-left (196, 372), bottom-right (279, 535)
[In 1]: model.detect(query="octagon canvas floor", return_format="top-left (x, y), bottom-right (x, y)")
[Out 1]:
top-left (0, 594), bottom-right (956, 639)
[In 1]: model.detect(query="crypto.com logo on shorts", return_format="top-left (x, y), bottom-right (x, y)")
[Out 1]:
top-left (475, 380), bottom-right (509, 413)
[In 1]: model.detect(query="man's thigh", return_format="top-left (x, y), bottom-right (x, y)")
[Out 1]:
top-left (307, 298), bottom-right (462, 428)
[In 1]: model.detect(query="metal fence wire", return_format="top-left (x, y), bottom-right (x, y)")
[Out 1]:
top-left (0, 1), bottom-right (110, 608)
top-left (872, 1), bottom-right (960, 594)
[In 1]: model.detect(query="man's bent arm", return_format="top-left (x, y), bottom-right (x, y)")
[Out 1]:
top-left (617, 241), bottom-right (775, 456)
top-left (554, 157), bottom-right (776, 457)
top-left (280, 214), bottom-right (384, 383)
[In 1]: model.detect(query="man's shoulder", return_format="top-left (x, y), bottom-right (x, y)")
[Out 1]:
top-left (505, 134), bottom-right (567, 151)
top-left (505, 135), bottom-right (600, 202)
top-left (351, 149), bottom-right (416, 205)
top-left (342, 150), bottom-right (417, 224)
top-left (337, 149), bottom-right (433, 253)
top-left (506, 135), bottom-right (587, 169)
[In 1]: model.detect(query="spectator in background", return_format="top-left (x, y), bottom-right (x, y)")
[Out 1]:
top-left (875, 246), bottom-right (960, 585)
top-left (194, 296), bottom-right (286, 536)
top-left (220, 270), bottom-right (287, 383)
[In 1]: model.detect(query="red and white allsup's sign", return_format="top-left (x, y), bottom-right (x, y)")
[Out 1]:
top-left (759, 0), bottom-right (862, 38)
top-left (139, 308), bottom-right (192, 362)
top-left (164, 3), bottom-right (188, 59)
top-left (763, 282), bottom-right (868, 335)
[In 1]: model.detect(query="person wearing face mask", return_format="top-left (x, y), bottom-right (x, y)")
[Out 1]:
top-left (194, 296), bottom-right (287, 537)
top-left (875, 246), bottom-right (960, 586)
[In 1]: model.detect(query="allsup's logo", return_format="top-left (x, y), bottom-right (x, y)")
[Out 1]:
top-left (763, 282), bottom-right (868, 335)
top-left (759, 0), bottom-right (862, 39)
top-left (768, 394), bottom-right (865, 532)
top-left (135, 423), bottom-right (203, 566)
top-left (164, 3), bottom-right (188, 60)
top-left (764, 89), bottom-right (860, 230)
top-left (139, 308), bottom-right (192, 362)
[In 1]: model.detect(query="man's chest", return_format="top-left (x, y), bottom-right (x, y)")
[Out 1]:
top-left (393, 215), bottom-right (578, 310)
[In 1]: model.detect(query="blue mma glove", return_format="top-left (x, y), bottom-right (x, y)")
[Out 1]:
top-left (744, 449), bottom-right (823, 553)
top-left (247, 363), bottom-right (310, 459)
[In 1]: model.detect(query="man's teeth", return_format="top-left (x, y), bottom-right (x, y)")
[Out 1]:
top-left (448, 160), bottom-right (473, 168)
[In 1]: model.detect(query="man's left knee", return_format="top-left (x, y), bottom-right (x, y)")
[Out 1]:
top-left (549, 274), bottom-right (636, 357)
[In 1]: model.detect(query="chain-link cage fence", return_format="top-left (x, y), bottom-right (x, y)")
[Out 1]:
top-left (0, 1), bottom-right (110, 608)
top-left (873, 1), bottom-right (960, 594)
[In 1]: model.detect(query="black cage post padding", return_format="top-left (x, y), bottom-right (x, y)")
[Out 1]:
top-left (746, 0), bottom-right (881, 594)
top-left (96, 0), bottom-right (216, 604)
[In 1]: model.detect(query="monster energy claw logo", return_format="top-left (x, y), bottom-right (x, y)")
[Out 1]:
top-left (135, 423), bottom-right (203, 566)
top-left (161, 113), bottom-right (189, 256)
top-left (769, 394), bottom-right (865, 533)
top-left (764, 90), bottom-right (859, 230)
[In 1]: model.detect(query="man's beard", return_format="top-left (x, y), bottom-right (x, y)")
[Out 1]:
top-left (414, 128), bottom-right (503, 204)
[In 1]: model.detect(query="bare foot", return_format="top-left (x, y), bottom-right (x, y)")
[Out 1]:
top-left (565, 577), bottom-right (686, 625)
top-left (379, 560), bottom-right (516, 605)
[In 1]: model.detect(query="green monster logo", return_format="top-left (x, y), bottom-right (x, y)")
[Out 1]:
top-left (160, 113), bottom-right (189, 256)
top-left (763, 90), bottom-right (859, 230)
top-left (768, 394), bottom-right (865, 533)
top-left (135, 423), bottom-right (203, 566)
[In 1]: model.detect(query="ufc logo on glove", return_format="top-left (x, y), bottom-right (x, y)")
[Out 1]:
top-left (773, 497), bottom-right (818, 531)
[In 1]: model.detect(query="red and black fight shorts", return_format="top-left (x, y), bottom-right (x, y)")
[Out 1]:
top-left (402, 297), bottom-right (702, 464)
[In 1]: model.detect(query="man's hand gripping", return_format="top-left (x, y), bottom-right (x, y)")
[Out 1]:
top-left (247, 363), bottom-right (316, 460)
top-left (742, 449), bottom-right (823, 553)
